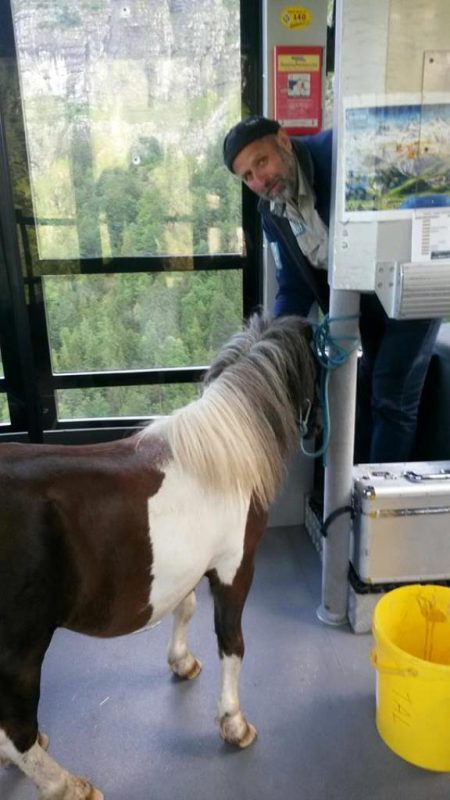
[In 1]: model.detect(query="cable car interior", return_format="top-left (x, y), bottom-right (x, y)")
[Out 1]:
top-left (1, 1), bottom-right (450, 798)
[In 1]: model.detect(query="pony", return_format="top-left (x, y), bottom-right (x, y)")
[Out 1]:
top-left (0, 313), bottom-right (316, 800)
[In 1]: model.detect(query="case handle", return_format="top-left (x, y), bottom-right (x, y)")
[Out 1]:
top-left (404, 469), bottom-right (450, 483)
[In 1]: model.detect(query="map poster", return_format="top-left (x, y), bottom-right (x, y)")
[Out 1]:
top-left (344, 97), bottom-right (450, 219)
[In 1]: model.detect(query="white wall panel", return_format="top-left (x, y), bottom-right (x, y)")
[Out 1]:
top-left (331, 0), bottom-right (450, 291)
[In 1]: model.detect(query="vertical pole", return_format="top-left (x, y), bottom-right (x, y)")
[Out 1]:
top-left (317, 287), bottom-right (360, 625)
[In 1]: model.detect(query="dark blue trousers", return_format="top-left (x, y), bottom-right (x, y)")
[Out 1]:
top-left (354, 294), bottom-right (441, 463)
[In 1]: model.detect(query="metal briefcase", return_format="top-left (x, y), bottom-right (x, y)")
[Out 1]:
top-left (352, 461), bottom-right (450, 583)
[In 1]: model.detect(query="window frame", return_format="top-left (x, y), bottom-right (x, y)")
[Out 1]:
top-left (0, 0), bottom-right (263, 443)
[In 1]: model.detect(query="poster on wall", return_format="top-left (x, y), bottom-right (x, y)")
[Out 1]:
top-left (343, 95), bottom-right (450, 220)
top-left (273, 45), bottom-right (322, 135)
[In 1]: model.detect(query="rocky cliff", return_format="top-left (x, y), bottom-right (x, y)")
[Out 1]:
top-left (12, 0), bottom-right (241, 169)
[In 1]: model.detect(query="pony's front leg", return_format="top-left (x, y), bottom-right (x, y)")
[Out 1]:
top-left (207, 568), bottom-right (257, 749)
top-left (167, 590), bottom-right (202, 680)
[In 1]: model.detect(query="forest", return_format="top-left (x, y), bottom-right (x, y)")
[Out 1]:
top-left (0, 132), bottom-right (244, 423)
top-left (45, 267), bottom-right (243, 420)
top-left (43, 127), bottom-right (244, 420)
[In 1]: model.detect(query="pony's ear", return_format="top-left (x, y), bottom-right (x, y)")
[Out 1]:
top-left (202, 364), bottom-right (218, 387)
top-left (203, 311), bottom-right (269, 388)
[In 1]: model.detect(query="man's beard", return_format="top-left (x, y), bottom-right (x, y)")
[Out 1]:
top-left (259, 147), bottom-right (298, 202)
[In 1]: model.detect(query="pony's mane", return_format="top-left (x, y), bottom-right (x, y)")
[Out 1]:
top-left (141, 314), bottom-right (316, 509)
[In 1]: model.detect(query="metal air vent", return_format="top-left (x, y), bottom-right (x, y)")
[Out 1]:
top-left (375, 261), bottom-right (450, 319)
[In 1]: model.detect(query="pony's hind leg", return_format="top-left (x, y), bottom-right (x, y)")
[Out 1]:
top-left (0, 730), bottom-right (48, 768)
top-left (218, 654), bottom-right (257, 748)
top-left (167, 590), bottom-right (202, 680)
top-left (0, 637), bottom-right (101, 799)
top-left (207, 567), bottom-right (258, 749)
top-left (0, 730), bottom-right (103, 800)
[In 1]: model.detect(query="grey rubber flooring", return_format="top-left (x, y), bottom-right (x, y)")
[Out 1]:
top-left (1, 525), bottom-right (449, 799)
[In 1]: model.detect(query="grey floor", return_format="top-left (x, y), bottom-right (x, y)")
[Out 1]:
top-left (2, 525), bottom-right (450, 800)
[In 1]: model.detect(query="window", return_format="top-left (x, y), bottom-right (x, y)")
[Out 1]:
top-left (0, 353), bottom-right (8, 425)
top-left (12, 0), bottom-right (244, 262)
top-left (0, 0), bottom-right (262, 440)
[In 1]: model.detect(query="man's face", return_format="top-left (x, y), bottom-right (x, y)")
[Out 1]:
top-left (232, 129), bottom-right (297, 202)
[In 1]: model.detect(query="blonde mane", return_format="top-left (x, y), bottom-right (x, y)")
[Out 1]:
top-left (141, 315), bottom-right (316, 510)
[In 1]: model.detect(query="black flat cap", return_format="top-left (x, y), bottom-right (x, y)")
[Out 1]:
top-left (223, 116), bottom-right (281, 172)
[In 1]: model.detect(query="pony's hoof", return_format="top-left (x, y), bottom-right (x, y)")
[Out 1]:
top-left (64, 777), bottom-right (103, 799)
top-left (219, 712), bottom-right (258, 748)
top-left (236, 722), bottom-right (257, 749)
top-left (184, 657), bottom-right (202, 680)
top-left (89, 788), bottom-right (104, 800)
top-left (169, 653), bottom-right (202, 680)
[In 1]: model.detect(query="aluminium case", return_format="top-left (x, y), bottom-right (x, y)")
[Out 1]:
top-left (352, 461), bottom-right (450, 583)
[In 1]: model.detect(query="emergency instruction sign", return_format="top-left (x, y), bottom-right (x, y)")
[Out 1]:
top-left (273, 45), bottom-right (323, 135)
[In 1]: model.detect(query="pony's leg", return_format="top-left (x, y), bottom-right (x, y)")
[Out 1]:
top-left (207, 565), bottom-right (258, 749)
top-left (167, 590), bottom-right (202, 680)
top-left (218, 653), bottom-right (257, 748)
top-left (0, 645), bottom-right (102, 800)
top-left (0, 730), bottom-right (103, 800)
top-left (0, 730), bottom-right (48, 767)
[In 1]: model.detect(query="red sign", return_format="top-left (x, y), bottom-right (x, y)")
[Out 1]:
top-left (273, 45), bottom-right (323, 136)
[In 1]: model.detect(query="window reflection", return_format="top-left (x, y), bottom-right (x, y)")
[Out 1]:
top-left (11, 0), bottom-right (242, 260)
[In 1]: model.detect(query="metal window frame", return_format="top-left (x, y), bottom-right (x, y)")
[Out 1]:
top-left (0, 0), bottom-right (263, 444)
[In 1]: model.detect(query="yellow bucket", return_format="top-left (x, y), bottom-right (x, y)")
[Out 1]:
top-left (372, 584), bottom-right (450, 771)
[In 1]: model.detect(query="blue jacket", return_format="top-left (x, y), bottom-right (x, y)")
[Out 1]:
top-left (258, 129), bottom-right (332, 316)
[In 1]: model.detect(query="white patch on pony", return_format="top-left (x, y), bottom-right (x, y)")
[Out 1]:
top-left (218, 653), bottom-right (242, 719)
top-left (0, 727), bottom-right (10, 767)
top-left (218, 655), bottom-right (257, 747)
top-left (147, 461), bottom-right (249, 622)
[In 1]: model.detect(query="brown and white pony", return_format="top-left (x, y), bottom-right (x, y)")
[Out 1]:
top-left (0, 313), bottom-right (315, 800)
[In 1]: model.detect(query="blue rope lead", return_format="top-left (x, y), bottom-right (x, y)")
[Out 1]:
top-left (300, 314), bottom-right (360, 462)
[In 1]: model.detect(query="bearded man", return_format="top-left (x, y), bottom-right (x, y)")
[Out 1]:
top-left (223, 116), bottom-right (441, 463)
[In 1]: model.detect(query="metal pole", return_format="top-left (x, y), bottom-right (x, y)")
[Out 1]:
top-left (317, 287), bottom-right (360, 625)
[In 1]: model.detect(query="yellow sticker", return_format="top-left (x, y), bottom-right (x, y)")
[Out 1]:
top-left (280, 6), bottom-right (313, 30)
